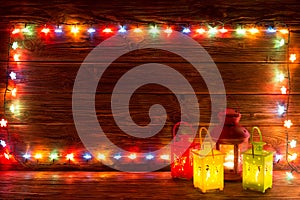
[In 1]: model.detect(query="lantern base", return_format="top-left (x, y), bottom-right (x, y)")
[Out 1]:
top-left (224, 173), bottom-right (242, 181)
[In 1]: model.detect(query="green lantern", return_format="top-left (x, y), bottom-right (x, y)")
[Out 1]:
top-left (242, 126), bottom-right (273, 193)
top-left (192, 127), bottom-right (225, 193)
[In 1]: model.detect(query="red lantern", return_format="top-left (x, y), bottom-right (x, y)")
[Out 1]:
top-left (211, 108), bottom-right (250, 181)
top-left (171, 121), bottom-right (200, 179)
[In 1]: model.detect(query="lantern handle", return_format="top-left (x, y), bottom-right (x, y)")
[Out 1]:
top-left (250, 126), bottom-right (263, 144)
top-left (198, 127), bottom-right (214, 157)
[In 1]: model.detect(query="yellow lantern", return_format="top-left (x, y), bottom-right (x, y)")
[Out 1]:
top-left (242, 126), bottom-right (273, 193)
top-left (192, 127), bottom-right (224, 193)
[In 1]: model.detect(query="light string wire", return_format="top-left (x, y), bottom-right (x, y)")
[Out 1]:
top-left (285, 30), bottom-right (299, 174)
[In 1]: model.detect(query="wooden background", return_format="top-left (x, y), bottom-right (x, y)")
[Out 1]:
top-left (0, 0), bottom-right (300, 170)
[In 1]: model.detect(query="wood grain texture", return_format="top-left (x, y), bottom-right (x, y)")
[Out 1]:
top-left (0, 1), bottom-right (300, 170)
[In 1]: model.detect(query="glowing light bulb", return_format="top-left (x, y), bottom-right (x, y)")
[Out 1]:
top-left (288, 153), bottom-right (297, 161)
top-left (196, 28), bottom-right (206, 34)
top-left (279, 29), bottom-right (289, 34)
top-left (219, 27), bottom-right (228, 34)
top-left (4, 153), bottom-right (9, 160)
top-left (145, 154), bottom-right (154, 160)
top-left (248, 27), bottom-right (259, 34)
top-left (290, 140), bottom-right (297, 148)
top-left (14, 54), bottom-right (20, 61)
top-left (12, 28), bottom-right (20, 34)
top-left (0, 140), bottom-right (6, 147)
top-left (278, 105), bottom-right (285, 115)
top-left (10, 104), bottom-right (15, 113)
top-left (160, 154), bottom-right (170, 160)
top-left (149, 25), bottom-right (159, 34)
top-left (208, 26), bottom-right (218, 35)
top-left (12, 88), bottom-right (17, 97)
top-left (0, 119), bottom-right (7, 127)
top-left (278, 73), bottom-right (285, 82)
top-left (87, 28), bottom-right (96, 33)
top-left (286, 172), bottom-right (294, 180)
top-left (103, 27), bottom-right (113, 33)
top-left (133, 27), bottom-right (142, 33)
top-left (236, 27), bottom-right (246, 35)
top-left (281, 86), bottom-right (287, 94)
top-left (41, 27), bottom-right (50, 34)
top-left (54, 27), bottom-right (63, 33)
top-left (12, 42), bottom-right (18, 50)
top-left (275, 154), bottom-right (283, 162)
top-left (22, 27), bottom-right (30, 33)
top-left (118, 26), bottom-right (127, 33)
top-left (164, 27), bottom-right (173, 34)
top-left (275, 39), bottom-right (285, 48)
top-left (83, 153), bottom-right (92, 160)
top-left (71, 26), bottom-right (79, 34)
top-left (267, 27), bottom-right (276, 33)
top-left (182, 27), bottom-right (191, 34)
top-left (66, 153), bottom-right (74, 161)
top-left (289, 54), bottom-right (296, 62)
top-left (284, 119), bottom-right (293, 128)
top-left (9, 72), bottom-right (17, 80)
top-left (128, 153), bottom-right (137, 160)
top-left (49, 153), bottom-right (58, 160)
top-left (97, 153), bottom-right (106, 160)
top-left (34, 153), bottom-right (43, 159)
top-left (23, 153), bottom-right (31, 159)
top-left (113, 154), bottom-right (122, 160)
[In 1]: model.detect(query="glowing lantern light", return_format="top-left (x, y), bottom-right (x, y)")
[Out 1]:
top-left (164, 27), bottom-right (173, 34)
top-left (211, 106), bottom-right (250, 181)
top-left (275, 154), bottom-right (283, 162)
top-left (196, 28), bottom-right (206, 34)
top-left (12, 42), bottom-right (18, 50)
top-left (171, 121), bottom-right (200, 180)
top-left (9, 72), bottom-right (17, 80)
top-left (34, 153), bottom-right (42, 159)
top-left (0, 140), bottom-right (6, 147)
top-left (236, 27), bottom-right (246, 35)
top-left (12, 88), bottom-right (17, 97)
top-left (22, 27), bottom-right (30, 33)
top-left (242, 127), bottom-right (273, 193)
top-left (248, 27), bottom-right (259, 34)
top-left (182, 27), bottom-right (191, 34)
top-left (279, 29), bottom-right (289, 34)
top-left (289, 54), bottom-right (296, 62)
top-left (113, 153), bottom-right (122, 160)
top-left (12, 28), bottom-right (21, 35)
top-left (128, 153), bottom-right (137, 160)
top-left (0, 119), bottom-right (8, 127)
top-left (145, 154), bottom-right (154, 160)
top-left (41, 27), bottom-right (50, 34)
top-left (275, 39), bottom-right (285, 48)
top-left (286, 172), bottom-right (294, 180)
top-left (54, 27), bottom-right (63, 33)
top-left (278, 73), bottom-right (285, 82)
top-left (267, 27), bottom-right (276, 33)
top-left (22, 26), bottom-right (33, 35)
top-left (281, 86), bottom-right (287, 94)
top-left (160, 154), bottom-right (170, 160)
top-left (23, 153), bottom-right (31, 159)
top-left (118, 26), bottom-right (127, 33)
top-left (284, 119), bottom-right (293, 128)
top-left (288, 153), bottom-right (297, 161)
top-left (279, 39), bottom-right (285, 47)
top-left (290, 140), bottom-right (297, 148)
top-left (71, 26), bottom-right (79, 34)
top-left (277, 104), bottom-right (285, 116)
top-left (14, 54), bottom-right (20, 61)
top-left (192, 127), bottom-right (224, 193)
top-left (97, 153), bottom-right (106, 160)
top-left (133, 27), bottom-right (142, 33)
top-left (219, 27), bottom-right (228, 34)
top-left (87, 28), bottom-right (96, 33)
